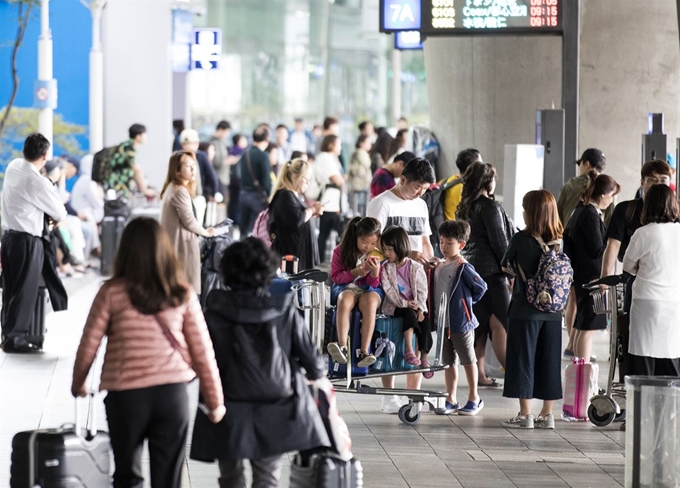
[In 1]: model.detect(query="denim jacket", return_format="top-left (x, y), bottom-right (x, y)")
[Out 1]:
top-left (433, 263), bottom-right (488, 334)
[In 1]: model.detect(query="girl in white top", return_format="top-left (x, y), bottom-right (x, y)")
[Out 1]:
top-left (623, 184), bottom-right (680, 376)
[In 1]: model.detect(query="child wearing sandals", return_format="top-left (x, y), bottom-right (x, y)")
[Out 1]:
top-left (327, 217), bottom-right (383, 368)
top-left (433, 220), bottom-right (488, 416)
top-left (380, 226), bottom-right (434, 375)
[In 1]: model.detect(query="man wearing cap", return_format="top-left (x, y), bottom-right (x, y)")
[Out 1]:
top-left (1, 133), bottom-right (68, 353)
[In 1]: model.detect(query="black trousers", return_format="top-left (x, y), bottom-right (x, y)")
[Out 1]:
top-left (228, 176), bottom-right (241, 226)
top-left (104, 383), bottom-right (190, 488)
top-left (393, 307), bottom-right (433, 353)
top-left (239, 190), bottom-right (266, 238)
top-left (317, 212), bottom-right (341, 263)
top-left (1, 231), bottom-right (44, 346)
top-left (628, 353), bottom-right (680, 377)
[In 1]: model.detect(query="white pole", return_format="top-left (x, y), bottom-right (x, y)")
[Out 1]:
top-left (38, 0), bottom-right (53, 158)
top-left (391, 48), bottom-right (402, 127)
top-left (86, 0), bottom-right (106, 153)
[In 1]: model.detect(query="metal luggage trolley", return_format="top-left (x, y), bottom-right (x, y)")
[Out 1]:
top-left (327, 292), bottom-right (451, 426)
top-left (582, 274), bottom-right (631, 426)
top-left (286, 268), bottom-right (329, 353)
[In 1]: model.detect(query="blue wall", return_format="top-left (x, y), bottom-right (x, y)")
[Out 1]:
top-left (0, 0), bottom-right (91, 155)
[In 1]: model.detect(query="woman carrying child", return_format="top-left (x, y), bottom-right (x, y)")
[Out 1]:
top-left (327, 217), bottom-right (383, 367)
top-left (380, 226), bottom-right (432, 371)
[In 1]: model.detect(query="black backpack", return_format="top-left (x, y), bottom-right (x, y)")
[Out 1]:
top-left (218, 306), bottom-right (294, 403)
top-left (421, 178), bottom-right (463, 257)
top-left (91, 146), bottom-right (115, 184)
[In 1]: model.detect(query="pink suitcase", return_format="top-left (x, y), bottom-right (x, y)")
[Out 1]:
top-left (562, 357), bottom-right (599, 420)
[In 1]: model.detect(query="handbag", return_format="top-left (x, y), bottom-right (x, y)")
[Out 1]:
top-left (245, 150), bottom-right (269, 206)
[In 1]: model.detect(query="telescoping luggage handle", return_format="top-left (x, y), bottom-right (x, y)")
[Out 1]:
top-left (29, 394), bottom-right (99, 487)
top-left (433, 292), bottom-right (447, 367)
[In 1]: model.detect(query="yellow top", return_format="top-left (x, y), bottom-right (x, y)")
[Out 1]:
top-left (441, 174), bottom-right (464, 221)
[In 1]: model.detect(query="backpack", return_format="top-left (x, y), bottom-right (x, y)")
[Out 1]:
top-left (253, 209), bottom-right (272, 247)
top-left (516, 237), bottom-right (573, 313)
top-left (421, 178), bottom-right (463, 257)
top-left (91, 146), bottom-right (115, 184)
top-left (219, 307), bottom-right (294, 402)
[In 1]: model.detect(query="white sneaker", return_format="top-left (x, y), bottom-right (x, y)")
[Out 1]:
top-left (380, 395), bottom-right (403, 414)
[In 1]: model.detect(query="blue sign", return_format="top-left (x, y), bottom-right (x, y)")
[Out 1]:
top-left (395, 30), bottom-right (423, 50)
top-left (191, 29), bottom-right (221, 71)
top-left (381, 0), bottom-right (421, 32)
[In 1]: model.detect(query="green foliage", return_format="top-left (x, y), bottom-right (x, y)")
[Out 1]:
top-left (0, 106), bottom-right (86, 160)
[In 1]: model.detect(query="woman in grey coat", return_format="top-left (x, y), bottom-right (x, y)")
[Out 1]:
top-left (190, 237), bottom-right (329, 487)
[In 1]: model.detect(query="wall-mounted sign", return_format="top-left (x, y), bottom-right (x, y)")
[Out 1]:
top-left (395, 31), bottom-right (424, 50)
top-left (380, 0), bottom-right (422, 32)
top-left (33, 79), bottom-right (57, 109)
top-left (191, 28), bottom-right (221, 70)
top-left (421, 0), bottom-right (562, 36)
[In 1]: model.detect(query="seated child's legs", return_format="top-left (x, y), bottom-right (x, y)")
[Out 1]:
top-left (336, 290), bottom-right (361, 347)
top-left (392, 307), bottom-right (419, 363)
top-left (451, 330), bottom-right (479, 403)
top-left (357, 291), bottom-right (381, 352)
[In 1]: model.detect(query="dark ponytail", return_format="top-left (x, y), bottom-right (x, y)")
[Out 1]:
top-left (338, 217), bottom-right (382, 270)
top-left (579, 170), bottom-right (620, 204)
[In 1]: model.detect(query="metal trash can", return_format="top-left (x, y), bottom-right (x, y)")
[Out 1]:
top-left (625, 376), bottom-right (680, 488)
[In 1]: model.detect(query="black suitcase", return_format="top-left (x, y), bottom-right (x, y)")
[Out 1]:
top-left (20, 286), bottom-right (49, 349)
top-left (10, 396), bottom-right (111, 487)
top-left (290, 450), bottom-right (363, 488)
top-left (100, 216), bottom-right (126, 275)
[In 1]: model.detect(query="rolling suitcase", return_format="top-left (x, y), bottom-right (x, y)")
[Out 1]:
top-left (290, 450), bottom-right (363, 488)
top-left (100, 216), bottom-right (125, 275)
top-left (372, 315), bottom-right (416, 373)
top-left (563, 357), bottom-right (599, 420)
top-left (25, 287), bottom-right (49, 349)
top-left (10, 395), bottom-right (111, 487)
top-left (328, 309), bottom-right (369, 378)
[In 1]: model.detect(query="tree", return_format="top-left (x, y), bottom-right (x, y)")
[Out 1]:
top-left (0, 0), bottom-right (38, 141)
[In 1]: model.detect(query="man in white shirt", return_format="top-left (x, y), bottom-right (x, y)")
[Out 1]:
top-left (314, 135), bottom-right (345, 262)
top-left (1, 133), bottom-right (67, 353)
top-left (366, 157), bottom-right (436, 413)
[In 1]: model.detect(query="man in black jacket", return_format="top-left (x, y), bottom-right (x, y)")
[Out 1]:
top-left (238, 125), bottom-right (272, 237)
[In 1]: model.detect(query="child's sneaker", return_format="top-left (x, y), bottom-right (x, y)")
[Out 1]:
top-left (380, 395), bottom-right (403, 414)
top-left (535, 414), bottom-right (555, 429)
top-left (357, 350), bottom-right (376, 367)
top-left (435, 401), bottom-right (459, 415)
top-left (502, 413), bottom-right (534, 429)
top-left (458, 399), bottom-right (484, 416)
top-left (327, 342), bottom-right (348, 365)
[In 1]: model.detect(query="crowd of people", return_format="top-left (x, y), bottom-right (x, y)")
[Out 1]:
top-left (2, 118), bottom-right (680, 486)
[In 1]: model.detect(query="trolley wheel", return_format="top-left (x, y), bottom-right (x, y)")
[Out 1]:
top-left (614, 409), bottom-right (626, 423)
top-left (398, 404), bottom-right (421, 425)
top-left (588, 404), bottom-right (616, 427)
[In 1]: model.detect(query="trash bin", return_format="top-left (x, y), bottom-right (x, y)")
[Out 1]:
top-left (625, 376), bottom-right (680, 488)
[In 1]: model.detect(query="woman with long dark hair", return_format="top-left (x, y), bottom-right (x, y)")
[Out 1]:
top-left (457, 162), bottom-right (513, 387)
top-left (564, 170), bottom-right (619, 362)
top-left (72, 218), bottom-right (224, 487)
top-left (501, 190), bottom-right (567, 429)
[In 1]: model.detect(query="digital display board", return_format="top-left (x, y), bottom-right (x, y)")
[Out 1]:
top-left (420, 0), bottom-right (562, 36)
top-left (395, 31), bottom-right (424, 50)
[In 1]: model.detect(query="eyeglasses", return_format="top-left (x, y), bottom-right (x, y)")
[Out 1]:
top-left (645, 176), bottom-right (672, 185)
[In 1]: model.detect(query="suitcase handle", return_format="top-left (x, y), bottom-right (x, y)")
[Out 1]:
top-left (74, 393), bottom-right (98, 440)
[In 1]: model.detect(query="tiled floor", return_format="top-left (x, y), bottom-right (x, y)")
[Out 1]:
top-left (0, 276), bottom-right (626, 487)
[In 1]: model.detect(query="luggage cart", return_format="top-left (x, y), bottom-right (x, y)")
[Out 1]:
top-left (328, 292), bottom-right (451, 426)
top-left (582, 274), bottom-right (631, 426)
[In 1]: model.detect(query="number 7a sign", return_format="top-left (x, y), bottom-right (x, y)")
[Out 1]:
top-left (381, 0), bottom-right (422, 32)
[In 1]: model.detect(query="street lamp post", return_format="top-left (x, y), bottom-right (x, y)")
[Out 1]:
top-left (81, 0), bottom-right (107, 153)
top-left (37, 0), bottom-right (53, 158)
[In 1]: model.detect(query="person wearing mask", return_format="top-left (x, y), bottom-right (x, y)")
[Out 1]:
top-left (557, 148), bottom-right (610, 357)
top-left (238, 125), bottom-right (273, 237)
top-left (209, 120), bottom-right (231, 197)
top-left (103, 123), bottom-right (156, 198)
top-left (456, 162), bottom-right (513, 388)
top-left (160, 151), bottom-right (216, 296)
top-left (440, 148), bottom-right (483, 220)
top-left (312, 134), bottom-right (345, 262)
top-left (366, 157), bottom-right (436, 413)
top-left (564, 171), bottom-right (620, 363)
top-left (1, 134), bottom-right (68, 353)
top-left (190, 237), bottom-right (329, 487)
top-left (71, 217), bottom-right (225, 488)
top-left (268, 159), bottom-right (324, 270)
top-left (370, 151), bottom-right (414, 199)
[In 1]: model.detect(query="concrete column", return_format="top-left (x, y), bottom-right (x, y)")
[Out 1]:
top-left (423, 0), bottom-right (680, 198)
top-left (103, 0), bottom-right (173, 190)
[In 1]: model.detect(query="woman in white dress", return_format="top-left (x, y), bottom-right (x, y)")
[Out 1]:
top-left (622, 184), bottom-right (680, 376)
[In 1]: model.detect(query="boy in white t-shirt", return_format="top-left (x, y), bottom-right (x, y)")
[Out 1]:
top-left (366, 157), bottom-right (436, 414)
